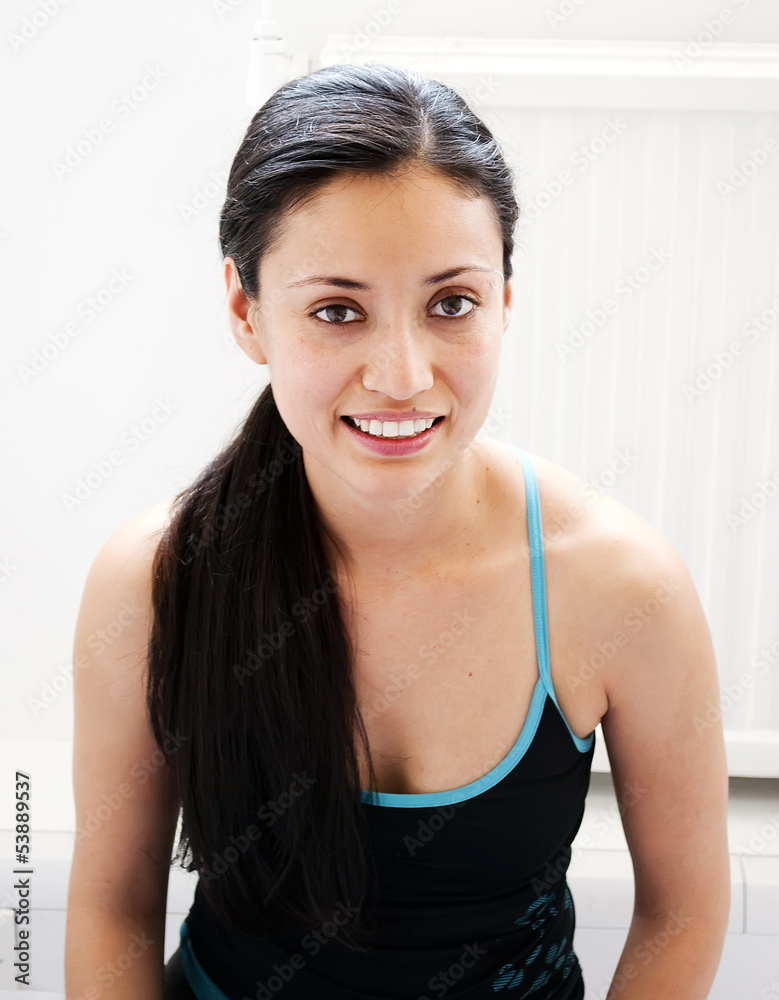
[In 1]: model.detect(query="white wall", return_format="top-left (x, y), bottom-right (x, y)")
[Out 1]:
top-left (1, 0), bottom-right (777, 738)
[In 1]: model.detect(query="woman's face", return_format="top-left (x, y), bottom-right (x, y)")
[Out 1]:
top-left (225, 163), bottom-right (513, 503)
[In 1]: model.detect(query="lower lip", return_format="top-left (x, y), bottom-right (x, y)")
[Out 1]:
top-left (341, 416), bottom-right (444, 455)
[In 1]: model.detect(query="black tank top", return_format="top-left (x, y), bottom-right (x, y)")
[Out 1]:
top-left (177, 446), bottom-right (596, 999)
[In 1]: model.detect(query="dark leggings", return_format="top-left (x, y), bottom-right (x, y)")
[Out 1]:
top-left (163, 946), bottom-right (199, 999)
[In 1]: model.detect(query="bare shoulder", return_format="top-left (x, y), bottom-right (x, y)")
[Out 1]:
top-left (497, 444), bottom-right (692, 732)
top-left (79, 491), bottom-right (181, 662)
top-left (98, 492), bottom-right (180, 570)
top-left (516, 445), bottom-right (684, 586)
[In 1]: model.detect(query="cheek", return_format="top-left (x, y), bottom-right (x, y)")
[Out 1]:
top-left (446, 332), bottom-right (502, 406)
top-left (458, 329), bottom-right (502, 376)
top-left (272, 347), bottom-right (348, 433)
top-left (275, 332), bottom-right (338, 389)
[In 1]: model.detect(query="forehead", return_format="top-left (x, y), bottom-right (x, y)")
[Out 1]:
top-left (266, 165), bottom-right (502, 271)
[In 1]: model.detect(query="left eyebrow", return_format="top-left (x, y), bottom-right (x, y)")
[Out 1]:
top-left (285, 265), bottom-right (494, 290)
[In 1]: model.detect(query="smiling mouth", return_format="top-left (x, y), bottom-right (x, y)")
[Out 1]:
top-left (341, 415), bottom-right (445, 440)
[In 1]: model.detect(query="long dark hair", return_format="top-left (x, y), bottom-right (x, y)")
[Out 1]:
top-left (146, 61), bottom-right (520, 951)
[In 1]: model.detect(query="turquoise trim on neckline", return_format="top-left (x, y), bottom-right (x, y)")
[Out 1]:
top-left (178, 918), bottom-right (231, 1000)
top-left (359, 446), bottom-right (593, 809)
top-left (360, 675), bottom-right (548, 807)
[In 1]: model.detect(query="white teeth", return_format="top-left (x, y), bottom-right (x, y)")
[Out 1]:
top-left (347, 416), bottom-right (437, 438)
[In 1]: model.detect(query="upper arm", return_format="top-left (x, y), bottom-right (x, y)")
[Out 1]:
top-left (68, 497), bottom-right (182, 917)
top-left (597, 526), bottom-right (730, 924)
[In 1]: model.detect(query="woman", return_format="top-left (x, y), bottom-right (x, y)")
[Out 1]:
top-left (66, 63), bottom-right (730, 1000)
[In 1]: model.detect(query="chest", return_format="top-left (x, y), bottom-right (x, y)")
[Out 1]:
top-left (346, 551), bottom-right (602, 797)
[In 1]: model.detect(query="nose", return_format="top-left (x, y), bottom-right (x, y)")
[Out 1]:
top-left (360, 319), bottom-right (435, 398)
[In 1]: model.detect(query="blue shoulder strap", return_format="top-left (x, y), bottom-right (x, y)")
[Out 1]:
top-left (510, 446), bottom-right (595, 752)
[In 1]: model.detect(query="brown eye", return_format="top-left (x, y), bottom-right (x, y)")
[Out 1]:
top-left (312, 304), bottom-right (361, 324)
top-left (431, 295), bottom-right (478, 319)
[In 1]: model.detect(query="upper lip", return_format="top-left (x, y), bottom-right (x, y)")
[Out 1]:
top-left (343, 411), bottom-right (442, 421)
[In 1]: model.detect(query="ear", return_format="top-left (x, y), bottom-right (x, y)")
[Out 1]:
top-left (224, 257), bottom-right (268, 365)
top-left (502, 278), bottom-right (513, 334)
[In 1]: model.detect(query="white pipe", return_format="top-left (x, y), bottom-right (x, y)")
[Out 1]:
top-left (246, 15), bottom-right (311, 108)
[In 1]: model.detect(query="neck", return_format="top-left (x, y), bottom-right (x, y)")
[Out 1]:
top-left (306, 439), bottom-right (494, 589)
